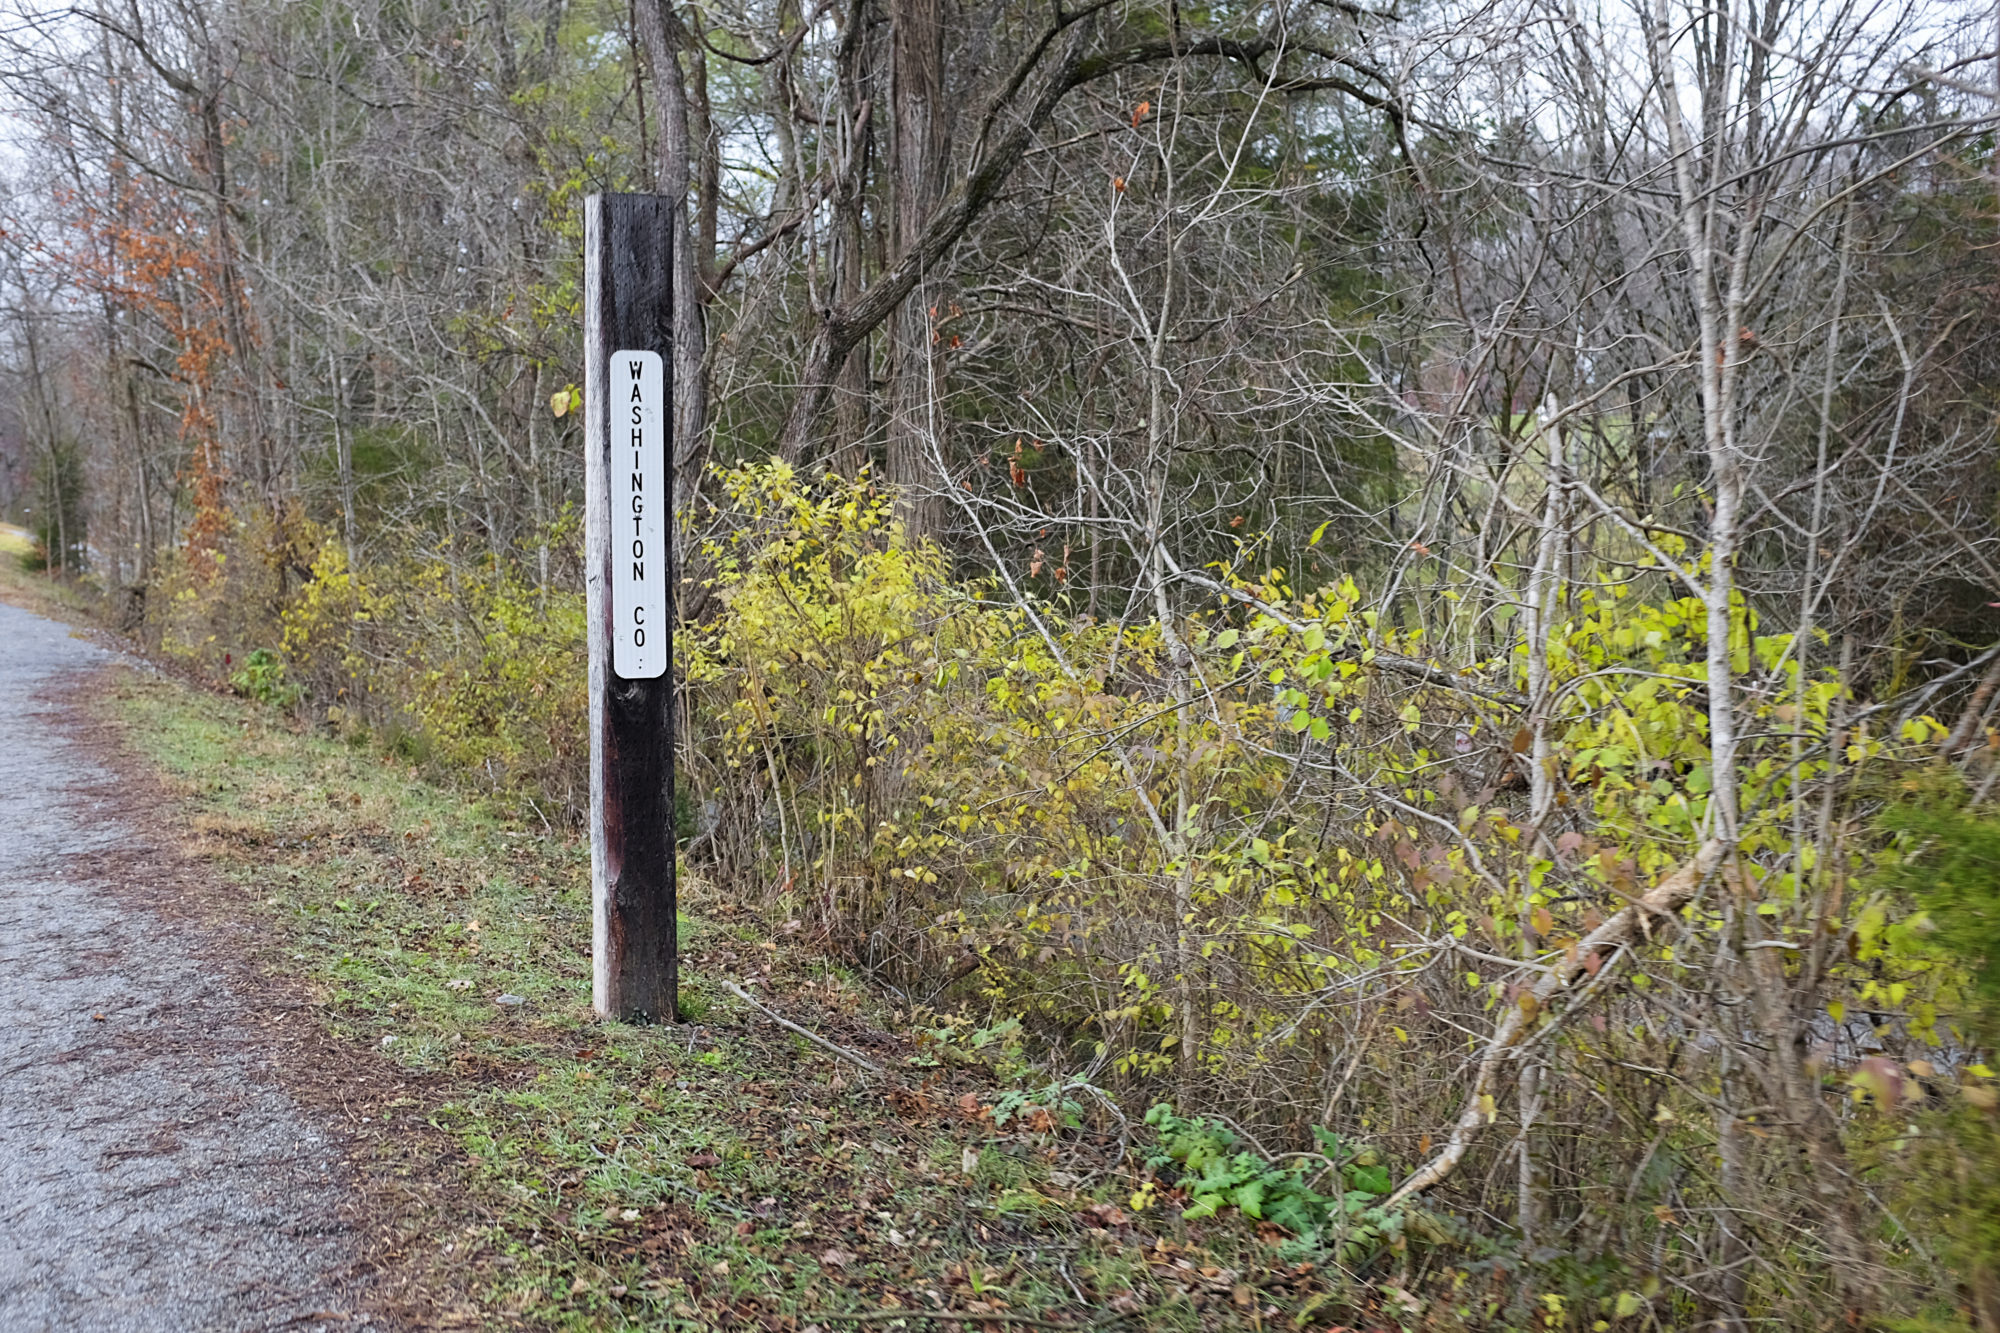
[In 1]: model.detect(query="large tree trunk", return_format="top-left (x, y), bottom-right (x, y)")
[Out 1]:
top-left (635, 0), bottom-right (711, 523)
top-left (830, 0), bottom-right (877, 476)
top-left (886, 0), bottom-right (948, 537)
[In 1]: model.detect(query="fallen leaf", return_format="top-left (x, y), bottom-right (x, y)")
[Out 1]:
top-left (1852, 1055), bottom-right (1907, 1108)
top-left (1078, 1202), bottom-right (1125, 1228)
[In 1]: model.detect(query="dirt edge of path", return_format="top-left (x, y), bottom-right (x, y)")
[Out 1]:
top-left (54, 663), bottom-right (500, 1331)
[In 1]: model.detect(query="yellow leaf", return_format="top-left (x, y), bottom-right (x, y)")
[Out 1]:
top-left (1478, 1093), bottom-right (1497, 1122)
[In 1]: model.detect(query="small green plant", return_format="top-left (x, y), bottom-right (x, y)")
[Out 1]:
top-left (989, 1080), bottom-right (1084, 1131)
top-left (1143, 1104), bottom-right (1394, 1261)
top-left (911, 1015), bottom-right (1029, 1080)
top-left (229, 648), bottom-right (303, 708)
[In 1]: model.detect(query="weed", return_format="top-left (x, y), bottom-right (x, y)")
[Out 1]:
top-left (1144, 1104), bottom-right (1395, 1265)
top-left (228, 647), bottom-right (302, 708)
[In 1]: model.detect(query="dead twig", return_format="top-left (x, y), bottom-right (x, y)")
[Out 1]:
top-left (721, 979), bottom-right (886, 1077)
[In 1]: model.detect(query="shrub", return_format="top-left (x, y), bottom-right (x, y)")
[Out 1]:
top-left (279, 514), bottom-right (589, 818)
top-left (686, 460), bottom-right (1980, 1323)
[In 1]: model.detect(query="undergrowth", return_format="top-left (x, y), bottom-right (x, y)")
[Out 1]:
top-left (104, 663), bottom-right (1568, 1331)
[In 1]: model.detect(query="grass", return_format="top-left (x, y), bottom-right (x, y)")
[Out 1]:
top-left (96, 666), bottom-right (1371, 1331)
top-left (0, 541), bottom-right (113, 632)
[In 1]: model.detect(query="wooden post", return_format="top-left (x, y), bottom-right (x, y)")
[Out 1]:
top-left (585, 193), bottom-right (678, 1023)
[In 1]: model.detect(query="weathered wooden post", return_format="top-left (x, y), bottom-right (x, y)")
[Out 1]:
top-left (584, 193), bottom-right (678, 1023)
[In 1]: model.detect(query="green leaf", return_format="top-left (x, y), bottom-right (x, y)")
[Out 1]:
top-left (1348, 1163), bottom-right (1391, 1195)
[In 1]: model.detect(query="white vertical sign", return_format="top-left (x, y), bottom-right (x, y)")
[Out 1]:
top-left (609, 349), bottom-right (667, 679)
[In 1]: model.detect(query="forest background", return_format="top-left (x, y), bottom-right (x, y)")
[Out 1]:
top-left (3, 0), bottom-right (2000, 1326)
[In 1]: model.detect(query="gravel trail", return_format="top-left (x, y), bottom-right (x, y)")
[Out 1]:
top-left (0, 602), bottom-right (375, 1331)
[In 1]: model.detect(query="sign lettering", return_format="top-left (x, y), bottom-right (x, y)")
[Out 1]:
top-left (609, 349), bottom-right (667, 679)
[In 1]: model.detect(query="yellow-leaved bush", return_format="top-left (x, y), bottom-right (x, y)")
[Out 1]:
top-left (280, 517), bottom-right (588, 814)
top-left (685, 465), bottom-right (1963, 1146)
top-left (232, 460), bottom-right (1991, 1312)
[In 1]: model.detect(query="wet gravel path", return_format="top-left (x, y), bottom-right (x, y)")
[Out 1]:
top-left (0, 602), bottom-right (374, 1331)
